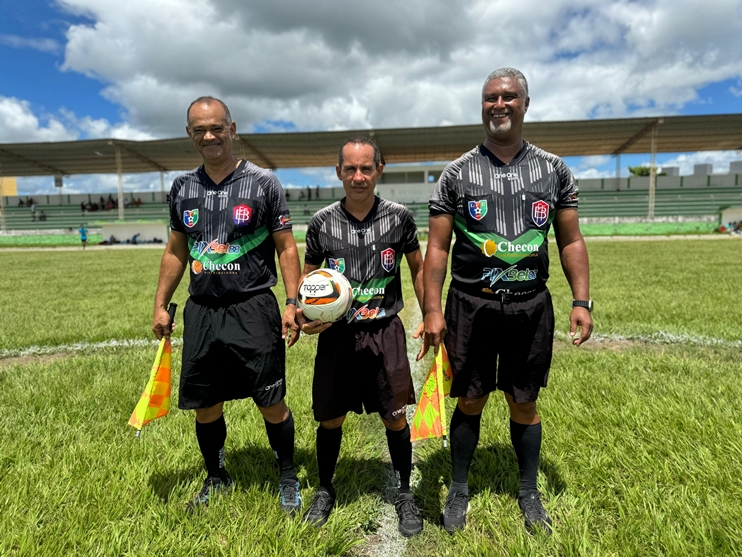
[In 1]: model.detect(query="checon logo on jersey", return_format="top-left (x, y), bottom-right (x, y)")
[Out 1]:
top-left (468, 200), bottom-right (488, 221)
top-left (531, 200), bottom-right (549, 227)
top-left (183, 209), bottom-right (199, 228)
top-left (380, 248), bottom-right (395, 272)
top-left (233, 204), bottom-right (252, 226)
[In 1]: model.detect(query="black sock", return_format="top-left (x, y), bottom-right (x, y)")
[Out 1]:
top-left (449, 406), bottom-right (481, 488)
top-left (264, 409), bottom-right (297, 482)
top-left (510, 420), bottom-right (542, 496)
top-left (316, 425), bottom-right (342, 492)
top-left (195, 414), bottom-right (227, 479)
top-left (386, 424), bottom-right (412, 492)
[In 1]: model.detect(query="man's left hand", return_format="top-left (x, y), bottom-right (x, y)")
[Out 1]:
top-left (282, 305), bottom-right (300, 347)
top-left (569, 307), bottom-right (593, 346)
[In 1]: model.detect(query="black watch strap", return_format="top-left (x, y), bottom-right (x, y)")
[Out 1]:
top-left (285, 298), bottom-right (297, 306)
top-left (572, 299), bottom-right (593, 312)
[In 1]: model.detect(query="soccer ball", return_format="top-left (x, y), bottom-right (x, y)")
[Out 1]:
top-left (298, 268), bottom-right (354, 323)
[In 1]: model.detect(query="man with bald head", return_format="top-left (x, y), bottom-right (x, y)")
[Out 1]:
top-left (152, 96), bottom-right (303, 514)
top-left (420, 68), bottom-right (593, 534)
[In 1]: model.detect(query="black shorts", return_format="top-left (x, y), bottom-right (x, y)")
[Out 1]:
top-left (312, 315), bottom-right (416, 422)
top-left (444, 284), bottom-right (555, 403)
top-left (178, 290), bottom-right (286, 410)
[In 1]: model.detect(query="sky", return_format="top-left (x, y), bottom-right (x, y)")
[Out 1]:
top-left (2, 0), bottom-right (742, 195)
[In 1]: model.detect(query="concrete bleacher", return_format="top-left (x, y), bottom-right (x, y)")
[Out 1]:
top-left (1, 203), bottom-right (169, 231)
top-left (3, 182), bottom-right (740, 233)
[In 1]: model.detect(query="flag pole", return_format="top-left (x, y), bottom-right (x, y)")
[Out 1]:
top-left (436, 345), bottom-right (448, 448)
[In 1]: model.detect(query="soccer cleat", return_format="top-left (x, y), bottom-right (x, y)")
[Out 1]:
top-left (279, 479), bottom-right (302, 516)
top-left (441, 488), bottom-right (470, 534)
top-left (518, 491), bottom-right (553, 535)
top-left (186, 472), bottom-right (234, 513)
top-left (394, 492), bottom-right (423, 537)
top-left (303, 488), bottom-right (335, 527)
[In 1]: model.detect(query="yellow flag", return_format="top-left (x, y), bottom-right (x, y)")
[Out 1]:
top-left (128, 337), bottom-right (172, 435)
top-left (411, 345), bottom-right (453, 447)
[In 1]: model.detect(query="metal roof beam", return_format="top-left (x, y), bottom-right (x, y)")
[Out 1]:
top-left (236, 136), bottom-right (276, 170)
top-left (110, 141), bottom-right (169, 172)
top-left (0, 146), bottom-right (68, 175)
top-left (612, 118), bottom-right (662, 155)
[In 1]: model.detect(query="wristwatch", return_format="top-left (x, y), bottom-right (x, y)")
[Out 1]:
top-left (285, 298), bottom-right (297, 306)
top-left (572, 299), bottom-right (593, 312)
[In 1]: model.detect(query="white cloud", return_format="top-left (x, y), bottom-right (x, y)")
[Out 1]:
top-left (53, 0), bottom-right (742, 137)
top-left (0, 34), bottom-right (60, 53)
top-left (0, 97), bottom-right (76, 142)
top-left (660, 150), bottom-right (742, 175)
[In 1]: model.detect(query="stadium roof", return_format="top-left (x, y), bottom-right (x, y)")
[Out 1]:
top-left (1, 113), bottom-right (741, 177)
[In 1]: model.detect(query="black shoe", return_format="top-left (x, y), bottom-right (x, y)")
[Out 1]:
top-left (518, 491), bottom-right (552, 535)
top-left (303, 488), bottom-right (335, 527)
top-left (279, 479), bottom-right (302, 516)
top-left (186, 472), bottom-right (234, 513)
top-left (395, 492), bottom-right (423, 537)
top-left (441, 488), bottom-right (469, 534)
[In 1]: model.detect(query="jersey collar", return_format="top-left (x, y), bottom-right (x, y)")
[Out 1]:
top-left (340, 195), bottom-right (380, 224)
top-left (479, 142), bottom-right (529, 167)
top-left (198, 159), bottom-right (246, 189)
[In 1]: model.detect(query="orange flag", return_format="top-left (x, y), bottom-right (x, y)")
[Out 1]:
top-left (128, 337), bottom-right (172, 436)
top-left (411, 345), bottom-right (453, 447)
top-left (128, 303), bottom-right (176, 437)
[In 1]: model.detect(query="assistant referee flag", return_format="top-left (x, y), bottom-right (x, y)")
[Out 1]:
top-left (411, 345), bottom-right (453, 447)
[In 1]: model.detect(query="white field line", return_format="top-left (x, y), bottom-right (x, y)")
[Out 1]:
top-left (555, 330), bottom-right (742, 349)
top-left (0, 337), bottom-right (182, 359)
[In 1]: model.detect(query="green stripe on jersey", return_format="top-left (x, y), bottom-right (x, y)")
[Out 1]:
top-left (454, 215), bottom-right (547, 264)
top-left (188, 226), bottom-right (270, 265)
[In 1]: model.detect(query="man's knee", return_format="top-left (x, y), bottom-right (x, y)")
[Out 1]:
top-left (320, 415), bottom-right (346, 429)
top-left (504, 393), bottom-right (538, 423)
top-left (195, 402), bottom-right (224, 423)
top-left (381, 415), bottom-right (407, 431)
top-left (257, 399), bottom-right (289, 424)
top-left (457, 394), bottom-right (489, 415)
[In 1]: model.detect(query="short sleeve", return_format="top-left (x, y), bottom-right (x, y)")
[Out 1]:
top-left (264, 174), bottom-right (293, 232)
top-left (401, 209), bottom-right (420, 253)
top-left (428, 165), bottom-right (457, 216)
top-left (304, 214), bottom-right (325, 265)
top-left (169, 179), bottom-right (186, 233)
top-left (555, 159), bottom-right (579, 209)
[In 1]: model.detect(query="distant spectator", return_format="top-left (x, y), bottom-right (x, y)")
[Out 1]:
top-left (106, 199), bottom-right (115, 211)
top-left (135, 197), bottom-right (142, 206)
top-left (30, 202), bottom-right (37, 221)
top-left (124, 198), bottom-right (131, 208)
top-left (307, 186), bottom-right (312, 201)
top-left (100, 196), bottom-right (105, 207)
top-left (79, 225), bottom-right (88, 250)
top-left (315, 186), bottom-right (320, 199)
top-left (81, 201), bottom-right (86, 214)
top-left (18, 199), bottom-right (24, 207)
top-left (285, 190), bottom-right (291, 201)
top-left (303, 204), bottom-right (309, 216)
top-left (299, 190), bottom-right (305, 201)
top-left (39, 210), bottom-right (47, 222)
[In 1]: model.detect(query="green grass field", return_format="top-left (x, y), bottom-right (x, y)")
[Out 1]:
top-left (1, 238), bottom-right (741, 556)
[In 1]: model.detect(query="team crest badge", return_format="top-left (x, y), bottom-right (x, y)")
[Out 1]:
top-left (380, 248), bottom-right (395, 273)
top-left (183, 209), bottom-right (199, 228)
top-left (233, 204), bottom-right (252, 226)
top-left (329, 257), bottom-right (345, 274)
top-left (531, 200), bottom-right (549, 227)
top-left (468, 200), bottom-right (488, 221)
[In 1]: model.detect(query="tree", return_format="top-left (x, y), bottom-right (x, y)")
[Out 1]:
top-left (629, 165), bottom-right (666, 177)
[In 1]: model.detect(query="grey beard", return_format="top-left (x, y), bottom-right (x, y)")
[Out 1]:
top-left (488, 119), bottom-right (511, 135)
